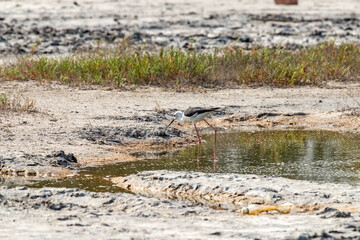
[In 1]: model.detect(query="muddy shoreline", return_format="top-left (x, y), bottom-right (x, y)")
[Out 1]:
top-left (1, 80), bottom-right (360, 239)
top-left (1, 0), bottom-right (360, 239)
top-left (1, 80), bottom-right (360, 177)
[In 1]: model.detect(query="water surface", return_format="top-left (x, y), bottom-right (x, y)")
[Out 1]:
top-left (30, 130), bottom-right (360, 192)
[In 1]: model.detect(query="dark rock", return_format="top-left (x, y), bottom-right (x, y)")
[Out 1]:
top-left (54, 151), bottom-right (77, 162)
top-left (256, 112), bottom-right (280, 118)
top-left (71, 192), bottom-right (86, 197)
top-left (297, 235), bottom-right (310, 240)
top-left (321, 231), bottom-right (332, 239)
top-left (249, 13), bottom-right (298, 22)
top-left (49, 203), bottom-right (67, 211)
top-left (282, 112), bottom-right (307, 117)
top-left (311, 30), bottom-right (326, 37)
top-left (47, 151), bottom-right (78, 168)
top-left (57, 216), bottom-right (70, 221)
top-left (131, 32), bottom-right (142, 41)
top-left (68, 223), bottom-right (87, 227)
top-left (26, 162), bottom-right (39, 166)
top-left (103, 198), bottom-right (115, 205)
top-left (345, 224), bottom-right (359, 231)
top-left (317, 207), bottom-right (351, 218)
top-left (31, 27), bottom-right (40, 35)
top-left (239, 35), bottom-right (252, 43)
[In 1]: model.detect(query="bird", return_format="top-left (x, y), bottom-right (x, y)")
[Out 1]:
top-left (166, 107), bottom-right (219, 161)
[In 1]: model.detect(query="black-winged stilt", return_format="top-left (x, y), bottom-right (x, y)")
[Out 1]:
top-left (166, 107), bottom-right (219, 161)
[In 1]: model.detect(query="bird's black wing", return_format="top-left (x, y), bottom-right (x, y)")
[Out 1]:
top-left (184, 107), bottom-right (219, 117)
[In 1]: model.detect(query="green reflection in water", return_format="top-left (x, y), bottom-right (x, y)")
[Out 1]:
top-left (29, 130), bottom-right (360, 192)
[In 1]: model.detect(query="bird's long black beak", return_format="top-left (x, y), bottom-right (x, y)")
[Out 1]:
top-left (166, 119), bottom-right (175, 129)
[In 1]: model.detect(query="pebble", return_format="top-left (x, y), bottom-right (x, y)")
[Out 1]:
top-left (0, 4), bottom-right (359, 56)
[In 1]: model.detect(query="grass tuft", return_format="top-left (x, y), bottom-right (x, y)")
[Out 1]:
top-left (0, 93), bottom-right (36, 114)
top-left (1, 41), bottom-right (359, 88)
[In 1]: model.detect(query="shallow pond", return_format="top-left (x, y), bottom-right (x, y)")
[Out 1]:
top-left (30, 130), bottom-right (360, 192)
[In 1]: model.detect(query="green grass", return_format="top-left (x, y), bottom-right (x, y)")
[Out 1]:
top-left (1, 41), bottom-right (359, 88)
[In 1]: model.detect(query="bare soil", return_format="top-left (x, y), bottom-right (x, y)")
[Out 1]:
top-left (1, 80), bottom-right (360, 239)
top-left (1, 0), bottom-right (360, 239)
top-left (1, 80), bottom-right (359, 176)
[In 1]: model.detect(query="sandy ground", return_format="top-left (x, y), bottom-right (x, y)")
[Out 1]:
top-left (1, 173), bottom-right (360, 240)
top-left (1, 80), bottom-right (359, 174)
top-left (1, 0), bottom-right (360, 239)
top-left (1, 80), bottom-right (360, 239)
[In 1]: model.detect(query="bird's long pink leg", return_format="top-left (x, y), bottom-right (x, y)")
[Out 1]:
top-left (196, 143), bottom-right (200, 171)
top-left (193, 123), bottom-right (201, 144)
top-left (203, 119), bottom-right (217, 162)
top-left (214, 157), bottom-right (217, 173)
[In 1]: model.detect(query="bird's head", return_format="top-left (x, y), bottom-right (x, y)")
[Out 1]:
top-left (166, 111), bottom-right (183, 129)
top-left (173, 111), bottom-right (183, 120)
